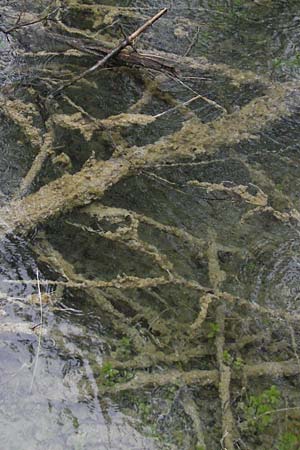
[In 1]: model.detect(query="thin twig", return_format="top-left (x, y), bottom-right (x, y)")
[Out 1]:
top-left (184, 26), bottom-right (200, 57)
top-left (257, 406), bottom-right (300, 419)
top-left (154, 94), bottom-right (203, 118)
top-left (167, 72), bottom-right (227, 114)
top-left (29, 269), bottom-right (43, 393)
top-left (0, 9), bottom-right (58, 39)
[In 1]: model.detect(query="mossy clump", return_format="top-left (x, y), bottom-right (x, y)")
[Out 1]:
top-left (97, 361), bottom-right (134, 386)
top-left (239, 385), bottom-right (281, 434)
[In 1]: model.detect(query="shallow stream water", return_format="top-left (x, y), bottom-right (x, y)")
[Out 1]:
top-left (0, 1), bottom-right (300, 449)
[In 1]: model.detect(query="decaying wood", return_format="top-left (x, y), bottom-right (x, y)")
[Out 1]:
top-left (0, 158), bottom-right (130, 235)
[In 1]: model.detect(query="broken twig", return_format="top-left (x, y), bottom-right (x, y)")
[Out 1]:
top-left (52, 8), bottom-right (168, 96)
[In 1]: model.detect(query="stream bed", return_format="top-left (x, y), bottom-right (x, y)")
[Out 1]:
top-left (0, 1), bottom-right (300, 449)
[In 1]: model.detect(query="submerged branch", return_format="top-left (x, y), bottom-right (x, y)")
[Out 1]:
top-left (0, 82), bottom-right (296, 238)
top-left (0, 158), bottom-right (130, 236)
top-left (0, 8), bottom-right (58, 38)
top-left (17, 121), bottom-right (55, 198)
top-left (100, 359), bottom-right (300, 394)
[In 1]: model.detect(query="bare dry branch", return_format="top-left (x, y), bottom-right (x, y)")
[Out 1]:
top-left (52, 8), bottom-right (168, 96)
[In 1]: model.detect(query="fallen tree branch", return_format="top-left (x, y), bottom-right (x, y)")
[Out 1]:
top-left (0, 158), bottom-right (131, 236)
top-left (52, 8), bottom-right (168, 96)
top-left (1, 274), bottom-right (208, 293)
top-left (99, 359), bottom-right (300, 394)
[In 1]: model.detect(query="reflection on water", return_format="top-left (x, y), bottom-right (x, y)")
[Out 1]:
top-left (0, 0), bottom-right (300, 449)
top-left (0, 266), bottom-right (157, 450)
top-left (250, 238), bottom-right (300, 311)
